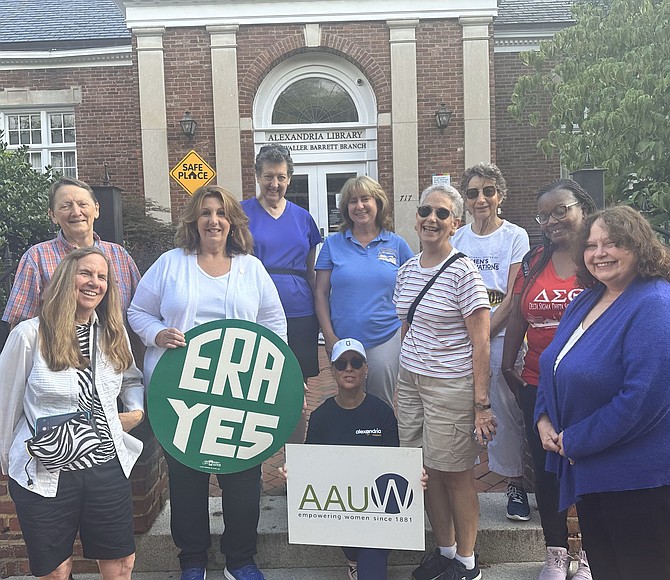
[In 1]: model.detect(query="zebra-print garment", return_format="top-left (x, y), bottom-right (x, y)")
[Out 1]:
top-left (61, 324), bottom-right (116, 471)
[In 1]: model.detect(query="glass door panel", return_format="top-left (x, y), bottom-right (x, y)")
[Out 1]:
top-left (326, 172), bottom-right (356, 233)
top-left (285, 174), bottom-right (309, 211)
top-left (285, 163), bottom-right (368, 241)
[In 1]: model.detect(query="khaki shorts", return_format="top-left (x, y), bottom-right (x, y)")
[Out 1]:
top-left (397, 366), bottom-right (480, 472)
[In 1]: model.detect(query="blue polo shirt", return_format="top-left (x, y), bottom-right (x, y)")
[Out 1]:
top-left (315, 229), bottom-right (414, 348)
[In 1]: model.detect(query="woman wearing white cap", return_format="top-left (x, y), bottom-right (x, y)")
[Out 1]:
top-left (306, 338), bottom-right (398, 579)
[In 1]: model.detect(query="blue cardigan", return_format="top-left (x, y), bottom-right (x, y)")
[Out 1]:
top-left (535, 277), bottom-right (670, 511)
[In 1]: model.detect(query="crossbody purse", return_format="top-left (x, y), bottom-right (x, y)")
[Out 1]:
top-left (406, 252), bottom-right (465, 325)
top-left (25, 325), bottom-right (102, 473)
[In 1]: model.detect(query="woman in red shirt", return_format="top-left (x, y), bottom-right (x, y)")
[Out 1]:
top-left (502, 179), bottom-right (595, 580)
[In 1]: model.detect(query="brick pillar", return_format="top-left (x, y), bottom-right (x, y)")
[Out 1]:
top-left (0, 476), bottom-right (29, 578)
top-left (130, 421), bottom-right (169, 533)
top-left (0, 422), bottom-right (167, 578)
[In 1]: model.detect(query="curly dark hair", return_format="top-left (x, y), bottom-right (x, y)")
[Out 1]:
top-left (174, 185), bottom-right (253, 255)
top-left (520, 179), bottom-right (597, 303)
top-left (575, 205), bottom-right (670, 288)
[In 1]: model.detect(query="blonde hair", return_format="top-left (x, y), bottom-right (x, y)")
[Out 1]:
top-left (39, 247), bottom-right (133, 372)
top-left (338, 176), bottom-right (393, 233)
top-left (174, 185), bottom-right (254, 255)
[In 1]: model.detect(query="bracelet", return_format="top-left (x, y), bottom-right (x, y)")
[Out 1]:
top-left (474, 403), bottom-right (492, 411)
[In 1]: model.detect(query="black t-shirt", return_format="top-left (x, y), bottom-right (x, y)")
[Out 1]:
top-left (305, 394), bottom-right (399, 447)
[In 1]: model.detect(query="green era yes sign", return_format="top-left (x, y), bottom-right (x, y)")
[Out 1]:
top-left (148, 320), bottom-right (303, 473)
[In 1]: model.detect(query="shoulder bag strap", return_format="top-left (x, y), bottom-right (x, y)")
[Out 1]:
top-left (89, 324), bottom-right (99, 435)
top-left (407, 252), bottom-right (465, 325)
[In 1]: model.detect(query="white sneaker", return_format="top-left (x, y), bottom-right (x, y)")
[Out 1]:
top-left (571, 550), bottom-right (592, 579)
top-left (537, 546), bottom-right (570, 580)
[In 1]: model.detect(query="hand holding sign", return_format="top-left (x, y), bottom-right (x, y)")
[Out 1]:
top-left (148, 320), bottom-right (304, 473)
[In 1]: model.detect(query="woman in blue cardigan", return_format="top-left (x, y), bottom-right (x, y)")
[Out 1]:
top-left (535, 205), bottom-right (670, 579)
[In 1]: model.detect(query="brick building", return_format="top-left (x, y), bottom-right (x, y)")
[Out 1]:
top-left (0, 0), bottom-right (575, 575)
top-left (0, 0), bottom-right (573, 248)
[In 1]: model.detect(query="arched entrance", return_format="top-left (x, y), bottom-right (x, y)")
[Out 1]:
top-left (254, 53), bottom-right (377, 238)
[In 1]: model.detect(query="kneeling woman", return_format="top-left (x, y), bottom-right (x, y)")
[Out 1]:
top-left (306, 339), bottom-right (399, 580)
top-left (0, 247), bottom-right (144, 580)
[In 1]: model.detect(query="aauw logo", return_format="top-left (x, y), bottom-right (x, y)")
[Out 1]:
top-left (371, 473), bottom-right (414, 514)
top-left (298, 472), bottom-right (414, 513)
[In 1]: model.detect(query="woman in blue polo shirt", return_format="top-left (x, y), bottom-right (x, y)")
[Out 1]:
top-left (315, 176), bottom-right (413, 410)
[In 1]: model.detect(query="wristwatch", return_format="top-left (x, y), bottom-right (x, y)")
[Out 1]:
top-left (474, 403), bottom-right (492, 411)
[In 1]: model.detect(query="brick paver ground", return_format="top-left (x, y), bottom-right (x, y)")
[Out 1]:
top-left (210, 346), bottom-right (503, 497)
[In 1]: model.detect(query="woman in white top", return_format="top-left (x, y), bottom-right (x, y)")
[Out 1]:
top-left (128, 185), bottom-right (286, 580)
top-left (452, 162), bottom-right (530, 522)
top-left (0, 247), bottom-right (144, 580)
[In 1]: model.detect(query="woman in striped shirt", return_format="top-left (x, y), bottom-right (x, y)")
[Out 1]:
top-left (394, 184), bottom-right (493, 580)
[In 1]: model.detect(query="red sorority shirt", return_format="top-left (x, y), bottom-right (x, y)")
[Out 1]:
top-left (513, 249), bottom-right (583, 385)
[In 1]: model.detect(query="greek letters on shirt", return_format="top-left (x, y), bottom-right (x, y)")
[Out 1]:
top-left (527, 287), bottom-right (584, 326)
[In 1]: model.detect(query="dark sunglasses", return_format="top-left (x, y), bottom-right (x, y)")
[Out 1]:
top-left (465, 185), bottom-right (498, 200)
top-left (259, 144), bottom-right (291, 157)
top-left (417, 205), bottom-right (451, 220)
top-left (333, 356), bottom-right (365, 371)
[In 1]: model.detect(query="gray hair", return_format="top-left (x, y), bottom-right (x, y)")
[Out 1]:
top-left (419, 184), bottom-right (464, 219)
top-left (461, 162), bottom-right (508, 198)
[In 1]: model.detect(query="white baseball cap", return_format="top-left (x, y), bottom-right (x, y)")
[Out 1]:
top-left (330, 338), bottom-right (367, 363)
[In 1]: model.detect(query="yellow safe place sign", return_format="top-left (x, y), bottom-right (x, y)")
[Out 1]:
top-left (170, 150), bottom-right (216, 195)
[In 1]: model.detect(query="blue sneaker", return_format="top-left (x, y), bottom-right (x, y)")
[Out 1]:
top-left (224, 563), bottom-right (265, 580)
top-left (181, 568), bottom-right (206, 580)
top-left (506, 482), bottom-right (531, 521)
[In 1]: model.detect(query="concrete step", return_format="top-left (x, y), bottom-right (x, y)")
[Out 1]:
top-left (131, 493), bottom-right (544, 573)
top-left (10, 562), bottom-right (548, 579)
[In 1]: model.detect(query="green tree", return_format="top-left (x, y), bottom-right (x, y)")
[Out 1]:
top-left (0, 138), bottom-right (55, 261)
top-left (0, 137), bottom-right (55, 311)
top-left (508, 0), bottom-right (670, 224)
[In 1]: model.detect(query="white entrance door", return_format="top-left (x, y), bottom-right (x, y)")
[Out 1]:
top-left (287, 163), bottom-right (367, 240)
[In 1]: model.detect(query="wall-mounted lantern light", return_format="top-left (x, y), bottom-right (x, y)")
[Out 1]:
top-left (179, 111), bottom-right (198, 141)
top-left (435, 103), bottom-right (453, 134)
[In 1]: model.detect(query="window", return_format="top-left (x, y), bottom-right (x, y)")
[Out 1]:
top-left (272, 78), bottom-right (359, 125)
top-left (2, 111), bottom-right (77, 177)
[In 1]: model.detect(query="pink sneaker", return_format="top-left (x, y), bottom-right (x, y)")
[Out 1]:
top-left (571, 550), bottom-right (592, 579)
top-left (537, 546), bottom-right (570, 580)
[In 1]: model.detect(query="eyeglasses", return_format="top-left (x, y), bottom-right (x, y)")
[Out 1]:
top-left (465, 186), bottom-right (498, 200)
top-left (258, 145), bottom-right (291, 157)
top-left (535, 201), bottom-right (580, 225)
top-left (333, 356), bottom-right (365, 371)
top-left (417, 205), bottom-right (451, 220)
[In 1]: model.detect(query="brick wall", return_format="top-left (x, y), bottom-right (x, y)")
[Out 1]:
top-left (494, 51), bottom-right (560, 242)
top-left (0, 63), bottom-right (144, 197)
top-left (163, 27), bottom-right (217, 216)
top-left (416, 20), bottom-right (465, 197)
